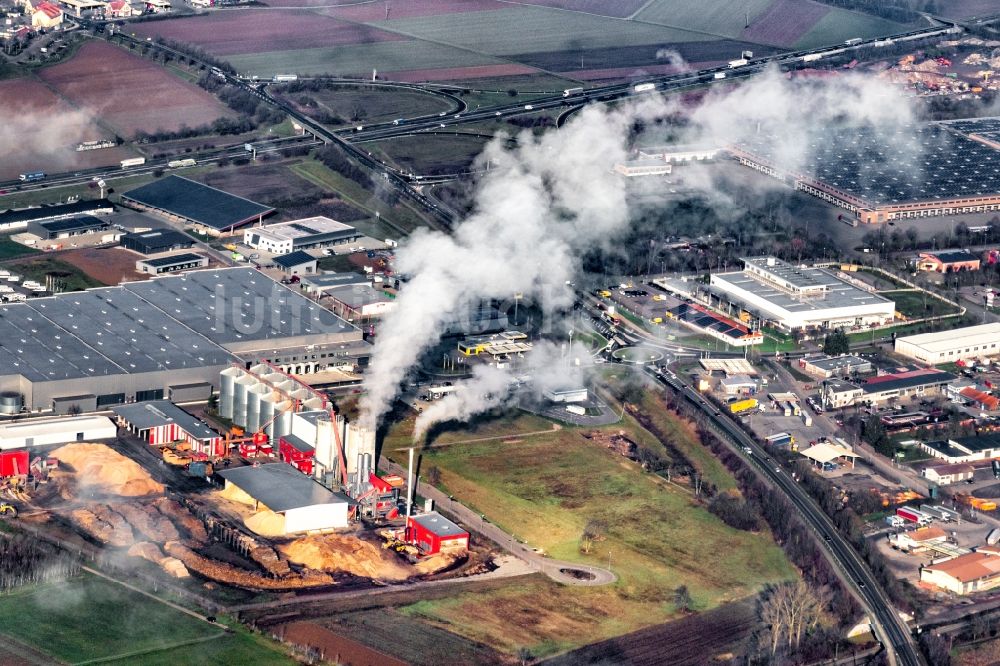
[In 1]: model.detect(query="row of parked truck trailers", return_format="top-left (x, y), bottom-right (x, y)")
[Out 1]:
top-left (891, 504), bottom-right (962, 526)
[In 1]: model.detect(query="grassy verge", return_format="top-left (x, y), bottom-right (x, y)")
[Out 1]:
top-left (0, 235), bottom-right (39, 261)
top-left (383, 407), bottom-right (795, 657)
top-left (9, 256), bottom-right (106, 290)
top-left (882, 289), bottom-right (962, 319)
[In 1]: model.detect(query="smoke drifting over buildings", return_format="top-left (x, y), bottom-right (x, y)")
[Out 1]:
top-left (361, 67), bottom-right (916, 435)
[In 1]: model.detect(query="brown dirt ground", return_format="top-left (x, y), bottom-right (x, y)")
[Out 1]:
top-left (39, 42), bottom-right (234, 137)
top-left (278, 622), bottom-right (407, 666)
top-left (0, 78), bottom-right (134, 181)
top-left (59, 247), bottom-right (217, 286)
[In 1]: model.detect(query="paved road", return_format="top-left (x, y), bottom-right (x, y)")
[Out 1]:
top-left (381, 459), bottom-right (618, 586)
top-left (649, 365), bottom-right (923, 666)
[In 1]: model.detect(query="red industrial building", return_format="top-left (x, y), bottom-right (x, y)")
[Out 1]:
top-left (278, 434), bottom-right (315, 475)
top-left (0, 449), bottom-right (28, 477)
top-left (406, 512), bottom-right (470, 555)
top-left (112, 401), bottom-right (225, 457)
top-left (916, 250), bottom-right (981, 274)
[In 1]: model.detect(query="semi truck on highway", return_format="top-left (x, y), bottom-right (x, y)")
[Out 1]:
top-left (121, 157), bottom-right (146, 168)
top-left (562, 87), bottom-right (584, 97)
top-left (168, 158), bottom-right (197, 168)
top-left (273, 74), bottom-right (298, 82)
top-left (19, 172), bottom-right (45, 182)
top-left (632, 83), bottom-right (655, 93)
top-left (802, 53), bottom-right (823, 62)
top-left (728, 58), bottom-right (748, 68)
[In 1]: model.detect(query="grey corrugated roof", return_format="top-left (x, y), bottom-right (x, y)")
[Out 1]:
top-left (217, 463), bottom-right (351, 512)
top-left (112, 400), bottom-right (218, 441)
top-left (280, 433), bottom-right (314, 454)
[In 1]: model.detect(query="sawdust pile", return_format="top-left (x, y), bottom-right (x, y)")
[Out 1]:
top-left (245, 510), bottom-right (285, 537)
top-left (413, 552), bottom-right (462, 576)
top-left (52, 444), bottom-right (163, 497)
top-left (71, 506), bottom-right (134, 547)
top-left (164, 541), bottom-right (333, 590)
top-left (128, 541), bottom-right (190, 578)
top-left (117, 503), bottom-right (180, 543)
top-left (153, 498), bottom-right (209, 543)
top-left (278, 534), bottom-right (411, 581)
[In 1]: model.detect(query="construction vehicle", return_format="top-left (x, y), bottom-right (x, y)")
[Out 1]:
top-left (0, 502), bottom-right (17, 518)
top-left (379, 528), bottom-right (418, 556)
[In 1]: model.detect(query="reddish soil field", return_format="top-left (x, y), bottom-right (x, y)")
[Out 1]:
top-left (131, 11), bottom-right (403, 56)
top-left (741, 0), bottom-right (830, 47)
top-left (58, 247), bottom-right (153, 285)
top-left (317, 0), bottom-right (505, 20)
top-left (0, 78), bottom-right (135, 181)
top-left (514, 0), bottom-right (646, 18)
top-left (39, 42), bottom-right (233, 137)
top-left (387, 63), bottom-right (539, 82)
top-left (278, 622), bottom-right (407, 666)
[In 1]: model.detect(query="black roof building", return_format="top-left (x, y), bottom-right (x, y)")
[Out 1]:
top-left (273, 250), bottom-right (317, 273)
top-left (121, 176), bottom-right (274, 234)
top-left (121, 228), bottom-right (196, 255)
top-left (28, 215), bottom-right (111, 240)
top-left (0, 199), bottom-right (113, 230)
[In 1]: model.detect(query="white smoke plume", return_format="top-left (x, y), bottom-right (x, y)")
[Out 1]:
top-left (361, 66), bottom-right (916, 433)
top-left (360, 101), bottom-right (647, 429)
top-left (411, 340), bottom-right (593, 440)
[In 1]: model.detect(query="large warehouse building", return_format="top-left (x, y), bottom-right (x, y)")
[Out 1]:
top-left (709, 257), bottom-right (896, 331)
top-left (0, 267), bottom-right (366, 413)
top-left (731, 121), bottom-right (1000, 225)
top-left (895, 323), bottom-right (1000, 364)
top-left (121, 176), bottom-right (274, 236)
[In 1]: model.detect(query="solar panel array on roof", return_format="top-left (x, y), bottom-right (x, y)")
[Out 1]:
top-left (668, 303), bottom-right (750, 341)
top-left (736, 123), bottom-right (1000, 206)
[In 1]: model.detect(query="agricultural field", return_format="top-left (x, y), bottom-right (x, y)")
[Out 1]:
top-left (513, 0), bottom-right (647, 18)
top-left (0, 78), bottom-right (136, 182)
top-left (379, 408), bottom-right (794, 657)
top-left (130, 11), bottom-right (405, 56)
top-left (0, 574), bottom-right (220, 663)
top-left (38, 41), bottom-right (234, 138)
top-left (792, 8), bottom-right (910, 50)
top-left (634, 0), bottom-right (779, 40)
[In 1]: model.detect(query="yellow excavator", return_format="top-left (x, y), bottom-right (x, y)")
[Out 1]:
top-left (0, 503), bottom-right (17, 518)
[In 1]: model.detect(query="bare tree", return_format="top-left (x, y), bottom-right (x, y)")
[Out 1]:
top-left (760, 581), bottom-right (831, 655)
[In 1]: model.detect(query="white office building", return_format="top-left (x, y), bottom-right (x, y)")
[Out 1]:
top-left (709, 257), bottom-right (896, 331)
top-left (243, 216), bottom-right (360, 255)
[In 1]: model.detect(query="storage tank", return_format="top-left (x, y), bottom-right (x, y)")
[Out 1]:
top-left (258, 394), bottom-right (276, 438)
top-left (314, 415), bottom-right (336, 477)
top-left (219, 369), bottom-right (236, 419)
top-left (232, 375), bottom-right (254, 427)
top-left (245, 385), bottom-right (268, 433)
top-left (0, 391), bottom-right (23, 415)
top-left (271, 401), bottom-right (293, 440)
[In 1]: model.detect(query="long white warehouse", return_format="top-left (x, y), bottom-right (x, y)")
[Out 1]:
top-left (709, 257), bottom-right (896, 332)
top-left (0, 415), bottom-right (117, 450)
top-left (895, 322), bottom-right (1000, 364)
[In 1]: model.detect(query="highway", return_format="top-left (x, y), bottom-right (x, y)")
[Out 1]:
top-left (648, 365), bottom-right (923, 666)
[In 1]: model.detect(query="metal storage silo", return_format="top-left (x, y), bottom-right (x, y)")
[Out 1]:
top-left (314, 415), bottom-right (336, 477)
top-left (258, 394), bottom-right (276, 438)
top-left (0, 391), bottom-right (23, 415)
top-left (233, 375), bottom-right (254, 427)
top-left (271, 400), bottom-right (293, 439)
top-left (245, 385), bottom-right (269, 434)
top-left (219, 369), bottom-right (237, 419)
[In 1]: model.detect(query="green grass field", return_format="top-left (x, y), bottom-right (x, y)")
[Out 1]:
top-left (385, 408), bottom-right (794, 657)
top-left (882, 289), bottom-right (962, 319)
top-left (292, 85), bottom-right (454, 127)
top-left (373, 134), bottom-right (490, 176)
top-left (634, 0), bottom-right (775, 39)
top-left (0, 235), bottom-right (39, 261)
top-left (227, 41), bottom-right (505, 79)
top-left (371, 7), bottom-right (707, 56)
top-left (9, 255), bottom-right (106, 290)
top-left (793, 9), bottom-right (908, 50)
top-left (0, 574), bottom-right (220, 663)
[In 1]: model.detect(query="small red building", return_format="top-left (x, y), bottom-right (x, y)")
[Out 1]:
top-left (278, 434), bottom-right (315, 475)
top-left (917, 250), bottom-right (981, 273)
top-left (406, 512), bottom-right (469, 555)
top-left (0, 449), bottom-right (29, 477)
